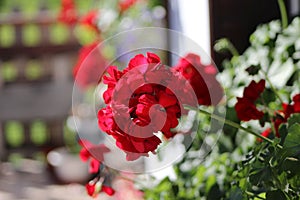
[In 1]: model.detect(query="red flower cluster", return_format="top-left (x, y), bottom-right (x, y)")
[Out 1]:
top-left (79, 140), bottom-right (114, 197)
top-left (235, 80), bottom-right (300, 140)
top-left (79, 140), bottom-right (110, 173)
top-left (80, 10), bottom-right (100, 32)
top-left (272, 93), bottom-right (300, 137)
top-left (58, 0), bottom-right (78, 25)
top-left (173, 53), bottom-right (223, 106)
top-left (86, 181), bottom-right (115, 198)
top-left (98, 52), bottom-right (223, 160)
top-left (99, 52), bottom-right (182, 160)
top-left (58, 0), bottom-right (100, 32)
top-left (119, 0), bottom-right (138, 12)
top-left (235, 80), bottom-right (265, 121)
top-left (73, 42), bottom-right (108, 89)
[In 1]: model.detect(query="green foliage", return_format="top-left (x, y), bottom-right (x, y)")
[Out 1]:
top-left (143, 15), bottom-right (300, 200)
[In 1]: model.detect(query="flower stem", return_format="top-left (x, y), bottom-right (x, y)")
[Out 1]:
top-left (277, 0), bottom-right (288, 29)
top-left (261, 70), bottom-right (284, 104)
top-left (196, 108), bottom-right (275, 145)
top-left (215, 38), bottom-right (239, 57)
top-left (227, 41), bottom-right (239, 57)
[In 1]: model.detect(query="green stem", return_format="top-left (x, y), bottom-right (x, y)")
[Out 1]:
top-left (228, 41), bottom-right (239, 57)
top-left (261, 70), bottom-right (284, 104)
top-left (197, 109), bottom-right (275, 145)
top-left (277, 0), bottom-right (288, 29)
top-left (214, 38), bottom-right (239, 57)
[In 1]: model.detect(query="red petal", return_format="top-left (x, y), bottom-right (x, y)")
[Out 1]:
top-left (257, 128), bottom-right (272, 142)
top-left (79, 148), bottom-right (90, 162)
top-left (86, 183), bottom-right (96, 196)
top-left (158, 91), bottom-right (178, 108)
top-left (235, 97), bottom-right (264, 121)
top-left (101, 185), bottom-right (115, 196)
top-left (89, 158), bottom-right (100, 174)
top-left (244, 80), bottom-right (265, 101)
top-left (128, 54), bottom-right (148, 70)
top-left (293, 94), bottom-right (300, 113)
top-left (147, 52), bottom-right (160, 63)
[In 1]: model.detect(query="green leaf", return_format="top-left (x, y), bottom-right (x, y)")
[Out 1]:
top-left (279, 124), bottom-right (288, 145)
top-left (282, 157), bottom-right (300, 178)
top-left (207, 184), bottom-right (223, 200)
top-left (261, 88), bottom-right (276, 104)
top-left (249, 167), bottom-right (271, 186)
top-left (283, 124), bottom-right (300, 156)
top-left (229, 187), bottom-right (243, 200)
top-left (287, 113), bottom-right (300, 128)
top-left (266, 190), bottom-right (287, 200)
top-left (172, 184), bottom-right (179, 196)
top-left (205, 175), bottom-right (216, 194)
top-left (155, 177), bottom-right (172, 193)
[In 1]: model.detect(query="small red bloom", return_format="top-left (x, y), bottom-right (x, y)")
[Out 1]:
top-left (235, 80), bottom-right (265, 121)
top-left (79, 140), bottom-right (110, 174)
top-left (73, 42), bottom-right (107, 89)
top-left (272, 93), bottom-right (300, 136)
top-left (261, 128), bottom-right (272, 138)
top-left (257, 128), bottom-right (272, 142)
top-left (58, 0), bottom-right (78, 25)
top-left (102, 185), bottom-right (115, 196)
top-left (80, 10), bottom-right (100, 32)
top-left (293, 94), bottom-right (300, 112)
top-left (243, 80), bottom-right (266, 101)
top-left (86, 182), bottom-right (97, 197)
top-left (174, 53), bottom-right (223, 106)
top-left (119, 0), bottom-right (138, 12)
top-left (102, 66), bottom-right (125, 104)
top-left (86, 182), bottom-right (115, 197)
top-left (235, 97), bottom-right (264, 121)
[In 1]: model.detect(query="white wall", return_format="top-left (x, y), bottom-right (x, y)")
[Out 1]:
top-left (177, 0), bottom-right (211, 57)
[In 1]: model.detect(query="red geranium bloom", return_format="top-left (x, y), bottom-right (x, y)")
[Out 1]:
top-left (261, 128), bottom-right (272, 138)
top-left (79, 140), bottom-right (110, 174)
top-left (272, 93), bottom-right (300, 136)
top-left (235, 80), bottom-right (265, 121)
top-left (58, 0), bottom-right (78, 25)
top-left (293, 94), bottom-right (300, 112)
top-left (98, 52), bottom-right (186, 160)
top-left (258, 128), bottom-right (272, 142)
top-left (235, 97), bottom-right (264, 121)
top-left (73, 42), bottom-right (108, 89)
top-left (119, 0), bottom-right (137, 12)
top-left (243, 79), bottom-right (266, 101)
top-left (258, 93), bottom-right (300, 139)
top-left (80, 10), bottom-right (100, 32)
top-left (86, 181), bottom-right (115, 197)
top-left (102, 66), bottom-right (125, 104)
top-left (173, 53), bottom-right (223, 106)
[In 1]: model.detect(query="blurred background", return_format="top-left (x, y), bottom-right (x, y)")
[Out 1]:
top-left (0, 0), bottom-right (298, 199)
